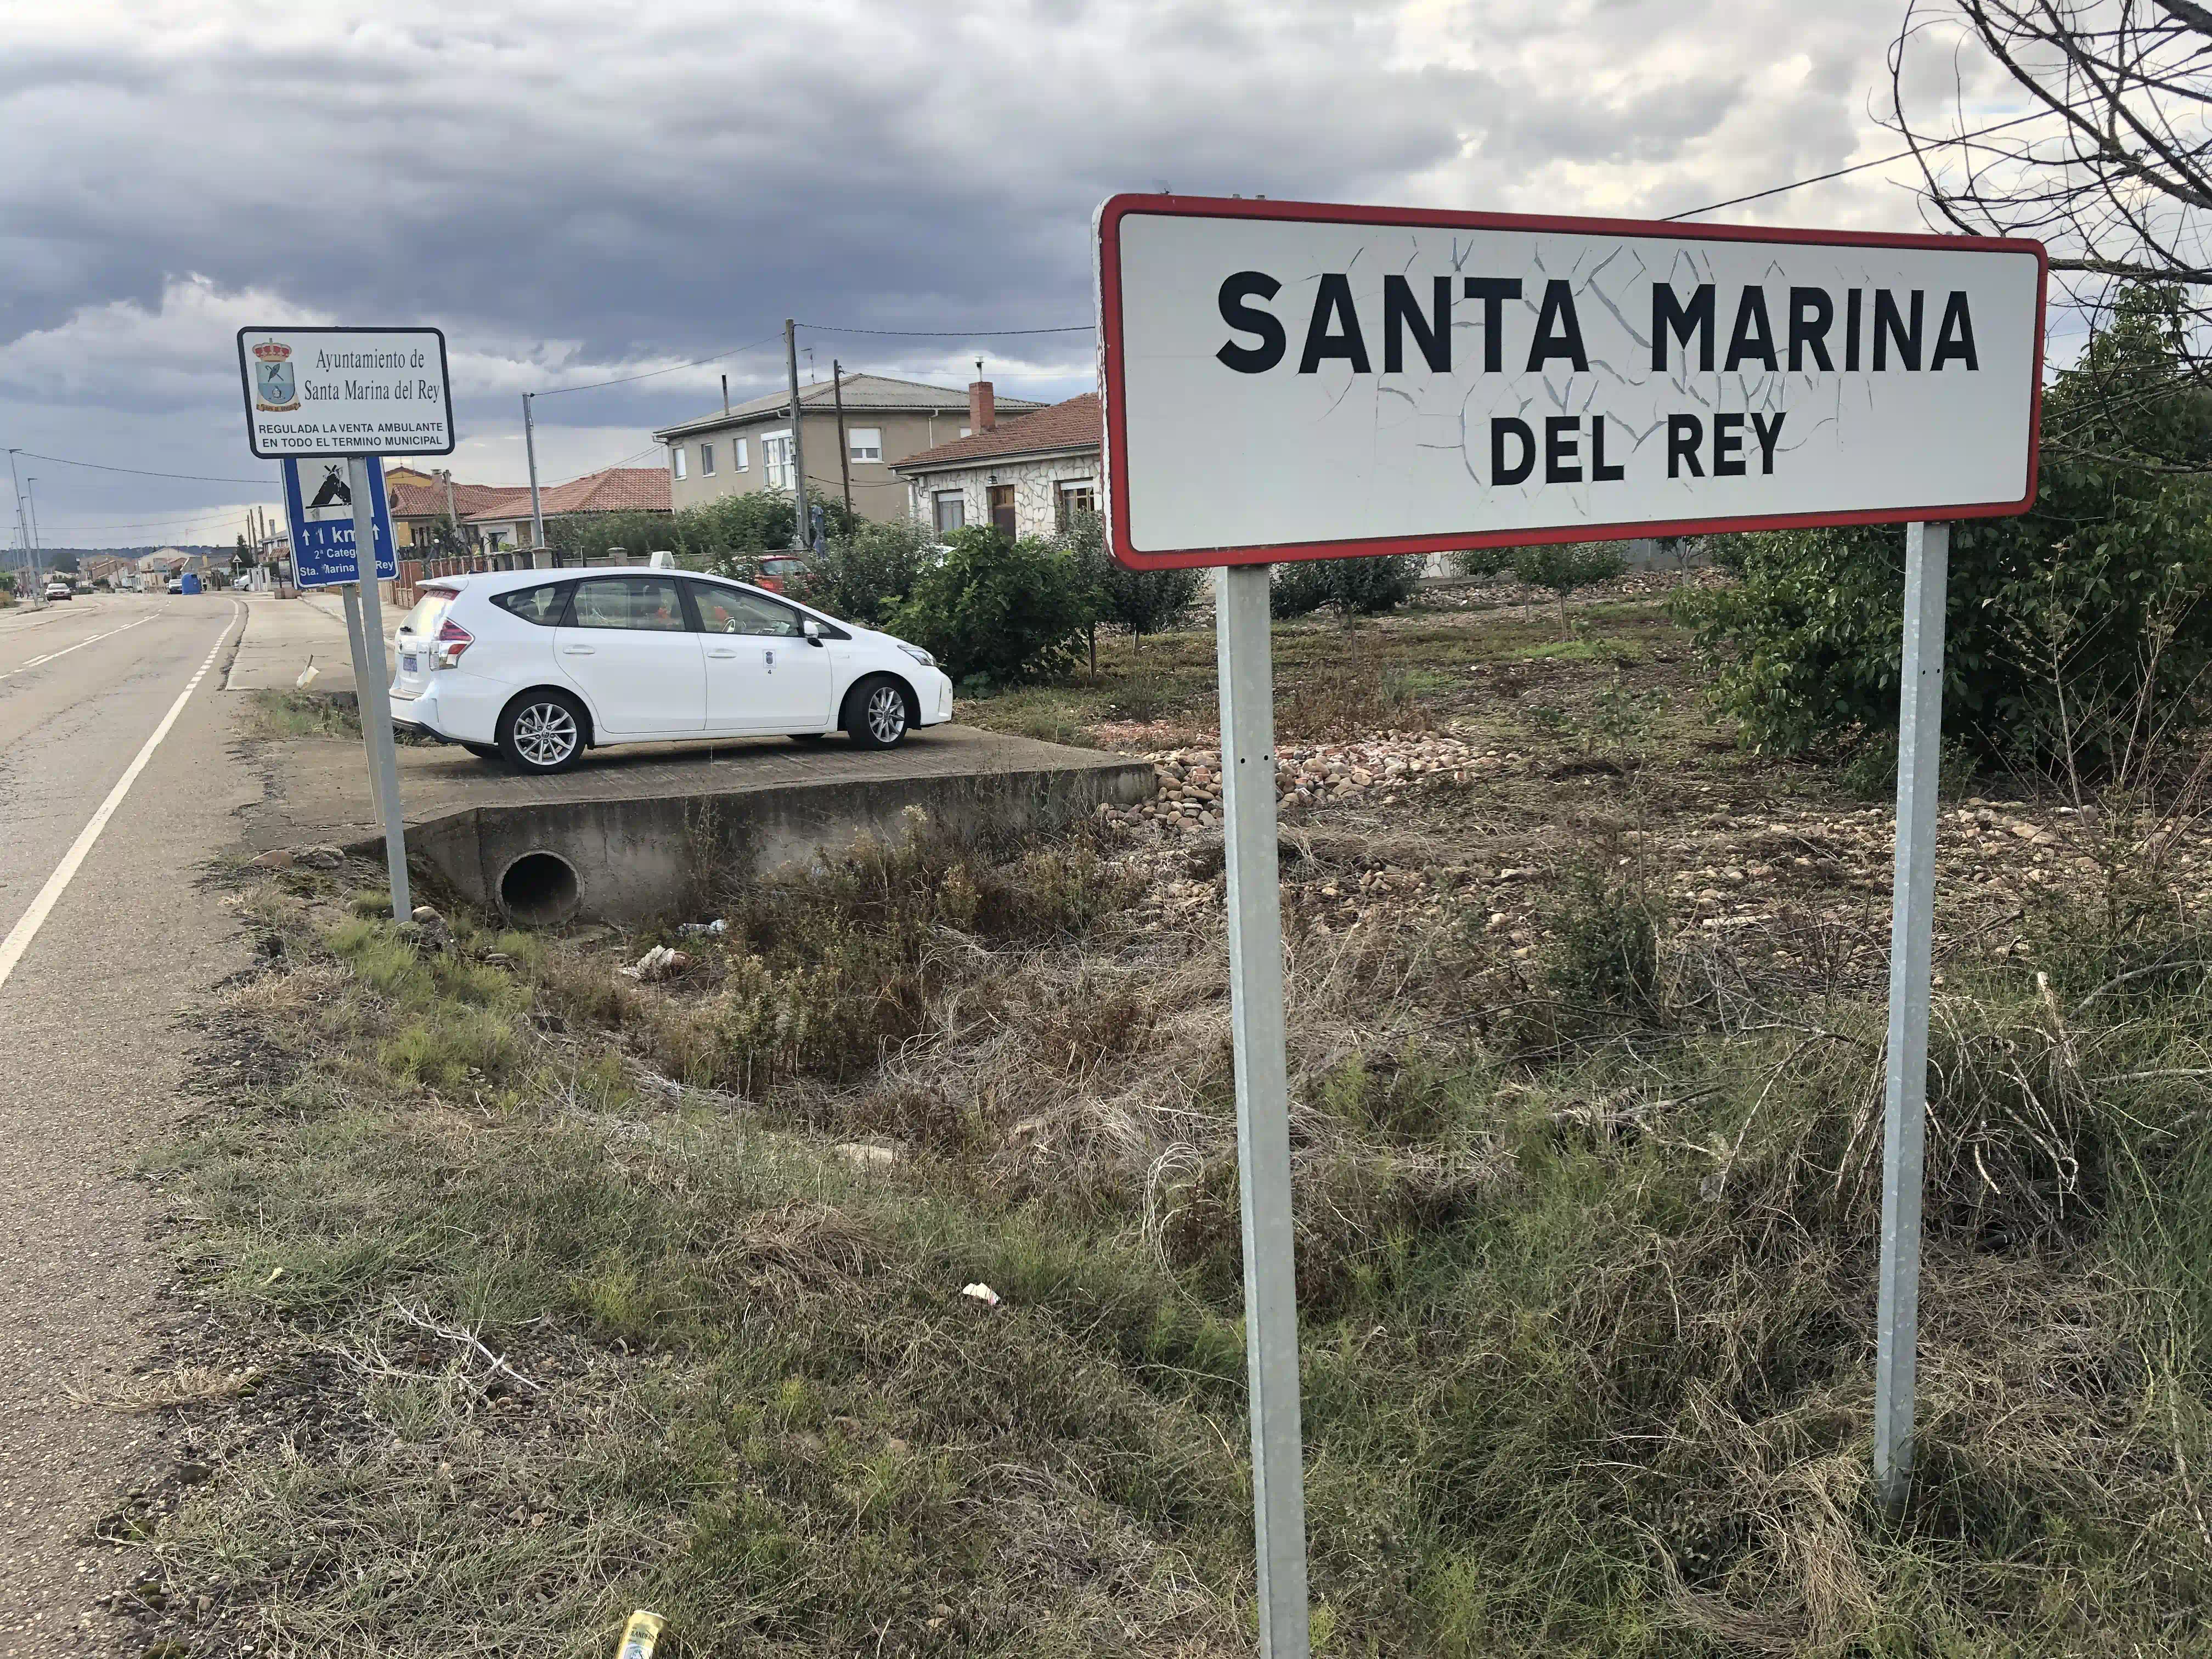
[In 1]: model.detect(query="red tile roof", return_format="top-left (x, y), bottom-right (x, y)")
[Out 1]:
top-left (891, 393), bottom-right (1101, 472)
top-left (539, 466), bottom-right (670, 515)
top-left (387, 479), bottom-right (525, 521)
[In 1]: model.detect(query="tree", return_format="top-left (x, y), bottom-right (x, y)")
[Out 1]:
top-left (885, 525), bottom-right (1093, 685)
top-left (1679, 284), bottom-right (2212, 777)
top-left (1270, 552), bottom-right (1425, 619)
top-left (47, 551), bottom-right (79, 575)
top-left (1511, 541), bottom-right (1627, 633)
top-left (1889, 1), bottom-right (2212, 466)
top-left (1059, 509), bottom-right (1203, 651)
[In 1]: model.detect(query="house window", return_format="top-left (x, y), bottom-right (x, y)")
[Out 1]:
top-left (763, 430), bottom-right (794, 490)
top-left (848, 427), bottom-right (882, 464)
top-left (671, 445), bottom-right (687, 481)
top-left (699, 442), bottom-right (715, 476)
top-left (988, 483), bottom-right (1017, 537)
top-left (732, 437), bottom-right (749, 472)
top-left (1056, 479), bottom-right (1096, 527)
top-left (932, 490), bottom-right (966, 534)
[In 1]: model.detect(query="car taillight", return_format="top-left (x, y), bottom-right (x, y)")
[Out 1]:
top-left (433, 618), bottom-right (473, 668)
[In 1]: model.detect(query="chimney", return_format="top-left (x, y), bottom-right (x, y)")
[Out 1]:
top-left (968, 380), bottom-right (996, 433)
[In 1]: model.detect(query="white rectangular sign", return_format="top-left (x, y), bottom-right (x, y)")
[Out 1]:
top-left (1096, 196), bottom-right (2045, 568)
top-left (236, 326), bottom-right (455, 459)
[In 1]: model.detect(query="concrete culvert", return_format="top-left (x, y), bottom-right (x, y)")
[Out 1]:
top-left (499, 850), bottom-right (581, 927)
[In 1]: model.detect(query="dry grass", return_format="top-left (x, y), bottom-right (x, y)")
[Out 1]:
top-left (126, 590), bottom-right (2212, 1657)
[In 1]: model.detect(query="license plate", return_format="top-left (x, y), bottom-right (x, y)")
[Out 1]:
top-left (400, 653), bottom-right (419, 673)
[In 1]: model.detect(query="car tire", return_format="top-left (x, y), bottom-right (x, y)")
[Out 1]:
top-left (497, 690), bottom-right (588, 775)
top-left (461, 742), bottom-right (501, 761)
top-left (843, 675), bottom-right (912, 750)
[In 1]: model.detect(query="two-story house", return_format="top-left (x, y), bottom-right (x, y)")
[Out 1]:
top-left (651, 373), bottom-right (1042, 524)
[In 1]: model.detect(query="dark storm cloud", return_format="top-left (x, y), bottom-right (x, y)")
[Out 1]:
top-left (0, 0), bottom-right (1955, 543)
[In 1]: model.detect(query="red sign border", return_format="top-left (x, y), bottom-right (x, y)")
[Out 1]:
top-left (1094, 193), bottom-right (2048, 571)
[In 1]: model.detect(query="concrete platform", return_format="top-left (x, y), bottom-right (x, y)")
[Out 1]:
top-left (225, 590), bottom-right (392, 695)
top-left (241, 722), bottom-right (1156, 924)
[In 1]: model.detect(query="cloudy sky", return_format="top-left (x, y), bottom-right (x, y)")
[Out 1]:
top-left (0, 0), bottom-right (2033, 549)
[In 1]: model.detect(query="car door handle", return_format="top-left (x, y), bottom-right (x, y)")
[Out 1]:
top-left (562, 644), bottom-right (595, 655)
top-left (706, 648), bottom-right (738, 659)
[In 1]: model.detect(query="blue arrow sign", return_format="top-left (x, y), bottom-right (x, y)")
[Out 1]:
top-left (282, 455), bottom-right (398, 589)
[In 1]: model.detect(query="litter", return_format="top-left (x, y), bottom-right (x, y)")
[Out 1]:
top-left (614, 1609), bottom-right (665, 1658)
top-left (961, 1283), bottom-right (1001, 1307)
top-left (619, 946), bottom-right (694, 983)
top-left (678, 918), bottom-right (727, 936)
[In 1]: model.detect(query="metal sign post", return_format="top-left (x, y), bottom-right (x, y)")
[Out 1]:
top-left (1216, 562), bottom-right (1311, 1657)
top-left (347, 456), bottom-right (412, 921)
top-left (1874, 520), bottom-right (1950, 1511)
top-left (241, 325), bottom-right (448, 925)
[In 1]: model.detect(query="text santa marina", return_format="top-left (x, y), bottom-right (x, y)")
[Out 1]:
top-left (1213, 270), bottom-right (1985, 487)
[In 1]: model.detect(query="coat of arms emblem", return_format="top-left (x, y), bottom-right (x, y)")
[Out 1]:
top-left (251, 340), bottom-right (298, 411)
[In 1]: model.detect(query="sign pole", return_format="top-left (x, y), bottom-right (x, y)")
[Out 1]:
top-left (1215, 562), bottom-right (1311, 1657)
top-left (346, 455), bottom-right (412, 922)
top-left (1874, 519), bottom-right (1949, 1513)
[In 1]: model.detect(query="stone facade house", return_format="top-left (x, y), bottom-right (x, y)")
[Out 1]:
top-left (651, 373), bottom-right (1042, 523)
top-left (890, 390), bottom-right (1101, 540)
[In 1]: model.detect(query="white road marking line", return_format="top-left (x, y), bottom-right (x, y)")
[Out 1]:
top-left (0, 607), bottom-right (241, 995)
top-left (0, 614), bottom-right (154, 681)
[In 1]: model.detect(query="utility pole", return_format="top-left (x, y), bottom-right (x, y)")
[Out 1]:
top-left (783, 318), bottom-right (809, 552)
top-left (5, 448), bottom-right (38, 607)
top-left (832, 360), bottom-right (853, 515)
top-left (24, 478), bottom-right (41, 565)
top-left (522, 391), bottom-right (546, 567)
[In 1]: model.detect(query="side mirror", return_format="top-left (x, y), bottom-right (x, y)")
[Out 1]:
top-left (803, 618), bottom-right (823, 646)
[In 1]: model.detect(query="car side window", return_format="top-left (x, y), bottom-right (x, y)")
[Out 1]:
top-left (492, 582), bottom-right (574, 627)
top-left (686, 582), bottom-right (802, 637)
top-left (569, 577), bottom-right (688, 632)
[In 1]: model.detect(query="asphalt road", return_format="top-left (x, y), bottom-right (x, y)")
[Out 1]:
top-left (0, 592), bottom-right (253, 1656)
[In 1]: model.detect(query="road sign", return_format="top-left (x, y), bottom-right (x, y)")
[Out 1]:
top-left (1096, 195), bottom-right (2050, 1640)
top-left (1095, 195), bottom-right (2045, 569)
top-left (282, 456), bottom-right (398, 588)
top-left (237, 326), bottom-right (454, 460)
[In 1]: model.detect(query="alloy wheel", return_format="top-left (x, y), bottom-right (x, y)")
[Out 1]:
top-left (513, 701), bottom-right (580, 768)
top-left (865, 684), bottom-right (907, 744)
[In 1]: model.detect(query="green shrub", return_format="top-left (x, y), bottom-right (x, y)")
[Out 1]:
top-left (543, 493), bottom-right (859, 569)
top-left (1270, 552), bottom-right (1424, 619)
top-left (1543, 870), bottom-right (1660, 1018)
top-left (1447, 546), bottom-right (1514, 580)
top-left (884, 526), bottom-right (1093, 685)
top-left (789, 516), bottom-right (933, 629)
top-left (1678, 284), bottom-right (2212, 774)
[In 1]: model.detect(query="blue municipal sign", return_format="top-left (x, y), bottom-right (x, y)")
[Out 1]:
top-left (282, 455), bottom-right (398, 588)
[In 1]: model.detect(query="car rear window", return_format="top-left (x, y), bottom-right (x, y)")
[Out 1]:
top-left (491, 582), bottom-right (573, 627)
top-left (398, 588), bottom-right (458, 637)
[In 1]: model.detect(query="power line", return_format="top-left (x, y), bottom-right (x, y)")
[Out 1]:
top-left (5, 448), bottom-right (268, 485)
top-left (532, 332), bottom-right (786, 397)
top-left (797, 321), bottom-right (1092, 337)
top-left (1663, 110), bottom-right (2049, 221)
